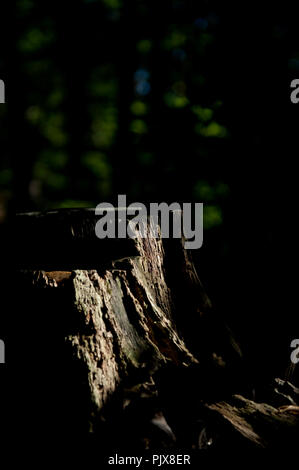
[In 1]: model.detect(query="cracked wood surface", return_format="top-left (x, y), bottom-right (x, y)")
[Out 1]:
top-left (14, 210), bottom-right (298, 446)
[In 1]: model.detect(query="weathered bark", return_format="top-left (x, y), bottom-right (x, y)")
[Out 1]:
top-left (13, 212), bottom-right (199, 432)
top-left (11, 210), bottom-right (299, 448)
top-left (199, 395), bottom-right (299, 449)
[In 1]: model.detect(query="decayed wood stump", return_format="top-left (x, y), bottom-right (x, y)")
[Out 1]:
top-left (12, 210), bottom-right (240, 434)
top-left (11, 209), bottom-right (298, 447)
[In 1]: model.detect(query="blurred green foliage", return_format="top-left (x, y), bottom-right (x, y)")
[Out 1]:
top-left (9, 0), bottom-right (236, 224)
top-left (0, 0), bottom-right (298, 241)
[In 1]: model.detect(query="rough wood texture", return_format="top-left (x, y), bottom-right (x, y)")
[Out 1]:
top-left (200, 395), bottom-right (298, 449)
top-left (13, 210), bottom-right (299, 447)
top-left (14, 214), bottom-right (203, 432)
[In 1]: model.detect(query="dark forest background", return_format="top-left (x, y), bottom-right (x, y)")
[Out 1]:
top-left (1, 1), bottom-right (299, 385)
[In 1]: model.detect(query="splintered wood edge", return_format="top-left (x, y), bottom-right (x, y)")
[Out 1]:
top-left (278, 405), bottom-right (299, 415)
top-left (44, 271), bottom-right (73, 283)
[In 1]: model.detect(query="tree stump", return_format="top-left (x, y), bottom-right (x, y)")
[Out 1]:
top-left (7, 209), bottom-right (298, 449)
